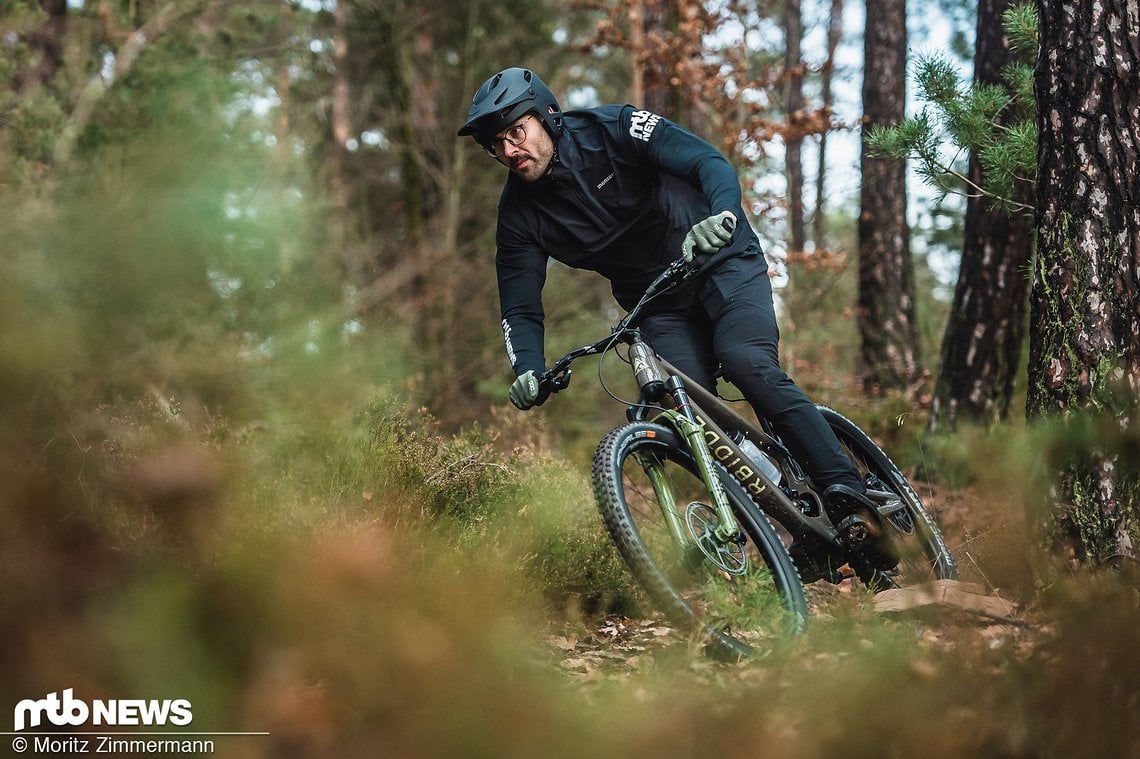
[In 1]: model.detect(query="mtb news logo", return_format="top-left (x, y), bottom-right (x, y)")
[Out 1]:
top-left (629, 110), bottom-right (661, 142)
top-left (13, 689), bottom-right (193, 731)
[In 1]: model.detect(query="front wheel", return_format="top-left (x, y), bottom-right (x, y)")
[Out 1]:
top-left (819, 406), bottom-right (959, 588)
top-left (591, 422), bottom-right (808, 659)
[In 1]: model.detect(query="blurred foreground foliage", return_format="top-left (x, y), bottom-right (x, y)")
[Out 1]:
top-left (2, 9), bottom-right (1137, 756)
top-left (3, 128), bottom-right (1139, 754)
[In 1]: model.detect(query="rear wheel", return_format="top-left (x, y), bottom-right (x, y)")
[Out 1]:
top-left (819, 406), bottom-right (959, 589)
top-left (591, 422), bottom-right (808, 659)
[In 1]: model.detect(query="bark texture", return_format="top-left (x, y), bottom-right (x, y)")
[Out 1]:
top-left (813, 0), bottom-right (844, 247)
top-left (858, 0), bottom-right (919, 394)
top-left (1030, 0), bottom-right (1140, 563)
top-left (929, 0), bottom-right (1035, 431)
top-left (784, 0), bottom-right (806, 253)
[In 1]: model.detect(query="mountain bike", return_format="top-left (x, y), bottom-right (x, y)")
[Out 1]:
top-left (534, 256), bottom-right (958, 659)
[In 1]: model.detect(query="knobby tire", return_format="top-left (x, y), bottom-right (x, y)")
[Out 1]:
top-left (591, 422), bottom-right (809, 660)
top-left (820, 406), bottom-right (959, 584)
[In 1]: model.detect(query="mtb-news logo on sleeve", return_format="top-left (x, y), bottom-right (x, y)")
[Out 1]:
top-left (13, 689), bottom-right (193, 731)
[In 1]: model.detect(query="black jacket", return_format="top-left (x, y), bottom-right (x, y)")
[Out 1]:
top-left (495, 104), bottom-right (760, 376)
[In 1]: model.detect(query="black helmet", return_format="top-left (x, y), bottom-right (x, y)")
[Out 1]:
top-left (457, 67), bottom-right (563, 146)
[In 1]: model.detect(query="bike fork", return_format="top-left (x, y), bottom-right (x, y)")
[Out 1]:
top-left (636, 439), bottom-right (745, 575)
top-left (635, 449), bottom-right (690, 547)
top-left (664, 376), bottom-right (742, 544)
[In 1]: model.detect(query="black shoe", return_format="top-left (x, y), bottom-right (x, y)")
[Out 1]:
top-left (824, 484), bottom-right (901, 572)
top-left (823, 483), bottom-right (871, 519)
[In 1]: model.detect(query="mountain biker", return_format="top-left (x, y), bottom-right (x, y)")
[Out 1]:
top-left (458, 66), bottom-right (897, 575)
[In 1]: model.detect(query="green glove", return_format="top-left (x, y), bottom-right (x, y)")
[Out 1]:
top-left (509, 370), bottom-right (541, 410)
top-left (682, 211), bottom-right (738, 262)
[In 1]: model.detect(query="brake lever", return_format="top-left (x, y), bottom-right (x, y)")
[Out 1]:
top-left (535, 367), bottom-right (572, 406)
top-left (636, 258), bottom-right (700, 311)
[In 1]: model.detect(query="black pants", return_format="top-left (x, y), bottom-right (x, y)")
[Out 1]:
top-left (640, 251), bottom-right (863, 492)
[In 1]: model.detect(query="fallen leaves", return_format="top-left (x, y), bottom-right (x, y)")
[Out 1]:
top-left (545, 616), bottom-right (682, 683)
top-left (542, 579), bottom-right (1045, 696)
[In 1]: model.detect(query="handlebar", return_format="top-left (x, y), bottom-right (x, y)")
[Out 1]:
top-left (535, 256), bottom-right (700, 404)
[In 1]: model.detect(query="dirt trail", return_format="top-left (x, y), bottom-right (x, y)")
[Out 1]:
top-left (543, 483), bottom-right (1041, 684)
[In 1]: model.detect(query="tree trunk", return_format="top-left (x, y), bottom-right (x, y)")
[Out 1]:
top-left (813, 0), bottom-right (843, 248)
top-left (857, 0), bottom-right (919, 394)
top-left (631, 0), bottom-right (673, 115)
top-left (784, 0), bottom-right (806, 253)
top-left (677, 0), bottom-right (709, 137)
top-left (1029, 0), bottom-right (1140, 564)
top-left (376, 2), bottom-right (430, 247)
top-left (928, 0), bottom-right (1035, 432)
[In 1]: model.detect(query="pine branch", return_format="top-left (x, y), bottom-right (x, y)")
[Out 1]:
top-left (867, 2), bottom-right (1039, 216)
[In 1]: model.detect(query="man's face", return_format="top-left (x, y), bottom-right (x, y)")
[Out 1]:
top-left (489, 114), bottom-right (554, 182)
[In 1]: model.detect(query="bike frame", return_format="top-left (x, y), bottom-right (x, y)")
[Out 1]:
top-left (539, 256), bottom-right (956, 605)
top-left (628, 342), bottom-right (842, 553)
top-left (538, 257), bottom-right (842, 562)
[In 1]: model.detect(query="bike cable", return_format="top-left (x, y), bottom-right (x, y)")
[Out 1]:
top-left (593, 259), bottom-right (697, 412)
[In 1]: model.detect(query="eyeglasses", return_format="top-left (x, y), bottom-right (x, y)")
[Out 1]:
top-left (484, 115), bottom-right (535, 158)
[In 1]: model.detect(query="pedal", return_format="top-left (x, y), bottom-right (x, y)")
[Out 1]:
top-left (865, 488), bottom-right (906, 517)
top-left (826, 484), bottom-right (902, 572)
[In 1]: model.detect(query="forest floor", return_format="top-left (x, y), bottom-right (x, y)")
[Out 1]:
top-left (537, 483), bottom-right (1042, 686)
